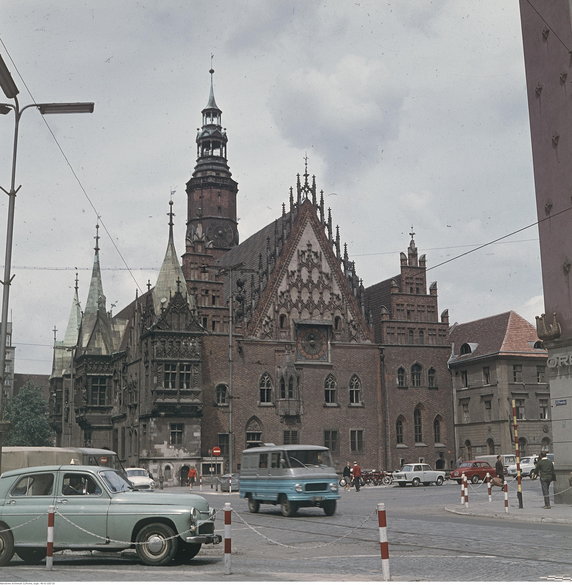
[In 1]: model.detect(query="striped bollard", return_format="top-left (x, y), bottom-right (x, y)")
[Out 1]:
top-left (224, 502), bottom-right (232, 575)
top-left (503, 480), bottom-right (508, 513)
top-left (486, 473), bottom-right (492, 502)
top-left (463, 475), bottom-right (469, 507)
top-left (460, 474), bottom-right (465, 505)
top-left (46, 505), bottom-right (55, 570)
top-left (377, 503), bottom-right (390, 581)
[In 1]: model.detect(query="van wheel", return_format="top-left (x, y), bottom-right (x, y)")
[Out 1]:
top-left (280, 496), bottom-right (298, 517)
top-left (248, 498), bottom-right (260, 513)
top-left (323, 501), bottom-right (336, 516)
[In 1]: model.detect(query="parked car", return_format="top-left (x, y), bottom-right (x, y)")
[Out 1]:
top-left (393, 463), bottom-right (445, 487)
top-left (507, 455), bottom-right (538, 478)
top-left (218, 473), bottom-right (240, 492)
top-left (0, 465), bottom-right (221, 566)
top-left (450, 460), bottom-right (496, 484)
top-left (125, 467), bottom-right (156, 490)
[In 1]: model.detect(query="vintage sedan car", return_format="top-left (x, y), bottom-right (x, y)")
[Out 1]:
top-left (125, 467), bottom-right (156, 490)
top-left (450, 460), bottom-right (497, 484)
top-left (507, 455), bottom-right (538, 478)
top-left (0, 465), bottom-right (221, 566)
top-left (393, 463), bottom-right (445, 487)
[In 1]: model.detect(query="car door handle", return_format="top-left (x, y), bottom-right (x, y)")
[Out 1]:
top-left (8, 499), bottom-right (17, 505)
top-left (56, 498), bottom-right (69, 504)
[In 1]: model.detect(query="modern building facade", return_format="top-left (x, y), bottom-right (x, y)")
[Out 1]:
top-left (520, 0), bottom-right (572, 503)
top-left (49, 69), bottom-right (456, 484)
top-left (448, 311), bottom-right (550, 461)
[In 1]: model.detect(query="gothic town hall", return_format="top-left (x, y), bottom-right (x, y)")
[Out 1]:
top-left (49, 70), bottom-right (454, 484)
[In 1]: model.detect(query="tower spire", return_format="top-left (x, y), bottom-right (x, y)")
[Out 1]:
top-left (85, 224), bottom-right (106, 315)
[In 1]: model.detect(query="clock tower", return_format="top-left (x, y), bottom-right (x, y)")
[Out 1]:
top-left (185, 67), bottom-right (238, 256)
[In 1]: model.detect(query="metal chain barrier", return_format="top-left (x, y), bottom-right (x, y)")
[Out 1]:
top-left (54, 509), bottom-right (196, 545)
top-left (0, 514), bottom-right (44, 533)
top-left (232, 508), bottom-right (375, 549)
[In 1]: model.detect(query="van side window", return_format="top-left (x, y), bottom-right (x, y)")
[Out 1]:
top-left (270, 453), bottom-right (281, 468)
top-left (259, 454), bottom-right (268, 468)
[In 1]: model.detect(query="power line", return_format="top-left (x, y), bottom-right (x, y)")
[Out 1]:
top-left (0, 38), bottom-right (143, 293)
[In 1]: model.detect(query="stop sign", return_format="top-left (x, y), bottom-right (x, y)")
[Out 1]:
top-left (212, 446), bottom-right (221, 457)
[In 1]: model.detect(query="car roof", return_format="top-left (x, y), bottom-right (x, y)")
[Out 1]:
top-left (0, 464), bottom-right (115, 478)
top-left (125, 467), bottom-right (147, 471)
top-left (242, 444), bottom-right (328, 453)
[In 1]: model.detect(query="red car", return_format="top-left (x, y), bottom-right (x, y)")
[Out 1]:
top-left (450, 460), bottom-right (496, 484)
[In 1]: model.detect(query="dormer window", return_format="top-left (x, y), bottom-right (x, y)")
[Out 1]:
top-left (460, 343), bottom-right (472, 355)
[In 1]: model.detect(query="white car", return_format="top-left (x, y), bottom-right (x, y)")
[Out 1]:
top-left (507, 455), bottom-right (538, 478)
top-left (393, 463), bottom-right (445, 487)
top-left (125, 467), bottom-right (156, 490)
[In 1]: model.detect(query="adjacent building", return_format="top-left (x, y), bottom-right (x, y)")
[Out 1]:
top-left (448, 311), bottom-right (549, 460)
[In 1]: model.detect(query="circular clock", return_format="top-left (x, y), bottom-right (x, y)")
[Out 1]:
top-left (207, 222), bottom-right (234, 247)
top-left (299, 327), bottom-right (326, 359)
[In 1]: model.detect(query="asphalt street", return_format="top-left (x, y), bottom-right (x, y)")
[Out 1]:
top-left (1, 477), bottom-right (570, 582)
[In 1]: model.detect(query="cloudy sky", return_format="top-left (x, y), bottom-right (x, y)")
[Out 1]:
top-left (1, 1), bottom-right (543, 376)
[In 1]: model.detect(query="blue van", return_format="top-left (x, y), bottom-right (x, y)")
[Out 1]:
top-left (239, 444), bottom-right (340, 516)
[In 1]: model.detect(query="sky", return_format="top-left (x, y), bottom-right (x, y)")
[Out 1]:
top-left (0, 0), bottom-right (544, 376)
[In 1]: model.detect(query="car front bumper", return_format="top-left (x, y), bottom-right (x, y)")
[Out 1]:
top-left (186, 533), bottom-right (222, 545)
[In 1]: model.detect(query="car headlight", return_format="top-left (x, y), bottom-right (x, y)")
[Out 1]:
top-left (209, 507), bottom-right (216, 521)
top-left (295, 483), bottom-right (303, 493)
top-left (190, 507), bottom-right (199, 524)
top-left (329, 482), bottom-right (338, 492)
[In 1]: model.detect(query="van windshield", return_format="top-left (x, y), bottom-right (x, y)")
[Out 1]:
top-left (285, 450), bottom-right (333, 468)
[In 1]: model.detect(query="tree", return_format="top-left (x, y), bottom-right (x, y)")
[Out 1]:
top-left (5, 382), bottom-right (54, 446)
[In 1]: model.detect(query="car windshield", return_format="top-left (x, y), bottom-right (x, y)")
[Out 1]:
top-left (127, 469), bottom-right (147, 477)
top-left (401, 464), bottom-right (414, 472)
top-left (99, 469), bottom-right (132, 493)
top-left (459, 462), bottom-right (473, 468)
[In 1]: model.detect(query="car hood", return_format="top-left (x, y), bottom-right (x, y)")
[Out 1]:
top-left (110, 490), bottom-right (211, 511)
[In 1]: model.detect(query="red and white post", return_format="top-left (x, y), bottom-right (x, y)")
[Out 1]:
top-left (503, 480), bottom-right (509, 513)
top-left (460, 474), bottom-right (465, 505)
top-left (486, 473), bottom-right (492, 503)
top-left (46, 504), bottom-right (55, 570)
top-left (224, 501), bottom-right (232, 575)
top-left (377, 503), bottom-right (390, 581)
top-left (463, 475), bottom-right (469, 508)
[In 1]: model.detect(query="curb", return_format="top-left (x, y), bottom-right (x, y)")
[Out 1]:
top-left (445, 505), bottom-right (571, 525)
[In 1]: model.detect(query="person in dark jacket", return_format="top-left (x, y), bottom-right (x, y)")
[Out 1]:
top-left (342, 462), bottom-right (352, 491)
top-left (534, 452), bottom-right (556, 509)
top-left (495, 455), bottom-right (505, 483)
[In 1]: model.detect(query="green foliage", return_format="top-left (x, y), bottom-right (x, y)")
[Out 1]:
top-left (4, 382), bottom-right (54, 446)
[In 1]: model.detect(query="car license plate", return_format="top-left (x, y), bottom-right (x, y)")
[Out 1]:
top-left (312, 496), bottom-right (324, 502)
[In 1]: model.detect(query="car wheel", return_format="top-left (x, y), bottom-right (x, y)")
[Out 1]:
top-left (16, 547), bottom-right (46, 564)
top-left (135, 522), bottom-right (178, 566)
top-left (412, 478), bottom-right (420, 487)
top-left (398, 482), bottom-right (406, 487)
top-left (323, 501), bottom-right (336, 516)
top-left (280, 496), bottom-right (298, 517)
top-left (436, 476), bottom-right (444, 486)
top-left (471, 475), bottom-right (480, 484)
top-left (174, 542), bottom-right (201, 563)
top-left (248, 498), bottom-right (260, 513)
top-left (0, 524), bottom-right (14, 566)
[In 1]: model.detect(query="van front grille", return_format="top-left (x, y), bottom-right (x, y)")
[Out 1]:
top-left (305, 483), bottom-right (328, 492)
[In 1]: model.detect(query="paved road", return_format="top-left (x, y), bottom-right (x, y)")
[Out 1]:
top-left (1, 479), bottom-right (571, 582)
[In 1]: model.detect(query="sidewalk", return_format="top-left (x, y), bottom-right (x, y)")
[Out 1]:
top-left (445, 496), bottom-right (572, 525)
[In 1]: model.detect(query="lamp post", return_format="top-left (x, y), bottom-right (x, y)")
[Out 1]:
top-left (0, 53), bottom-right (94, 470)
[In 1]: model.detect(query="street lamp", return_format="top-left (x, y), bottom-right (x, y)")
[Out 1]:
top-left (0, 53), bottom-right (94, 470)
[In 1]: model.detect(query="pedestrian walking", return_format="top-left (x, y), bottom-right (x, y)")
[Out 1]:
top-left (352, 461), bottom-right (362, 492)
top-left (342, 461), bottom-right (352, 491)
top-left (534, 452), bottom-right (556, 509)
top-left (188, 466), bottom-right (197, 489)
top-left (495, 455), bottom-right (505, 483)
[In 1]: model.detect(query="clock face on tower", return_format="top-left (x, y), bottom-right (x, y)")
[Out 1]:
top-left (206, 222), bottom-right (234, 248)
top-left (296, 326), bottom-right (328, 361)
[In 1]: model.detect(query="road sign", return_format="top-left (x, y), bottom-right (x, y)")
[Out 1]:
top-left (212, 446), bottom-right (222, 457)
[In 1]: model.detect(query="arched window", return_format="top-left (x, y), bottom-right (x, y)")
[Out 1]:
top-left (396, 417), bottom-right (405, 444)
top-left (324, 374), bottom-right (337, 404)
top-left (460, 343), bottom-right (472, 355)
top-left (279, 314), bottom-right (287, 329)
top-left (414, 407), bottom-right (423, 442)
top-left (259, 373), bottom-right (273, 404)
top-left (280, 377), bottom-right (286, 399)
top-left (433, 417), bottom-right (441, 443)
top-left (428, 368), bottom-right (436, 388)
top-left (397, 367), bottom-right (406, 387)
top-left (349, 375), bottom-right (362, 405)
top-left (216, 383), bottom-right (228, 405)
top-left (487, 438), bottom-right (495, 454)
top-left (288, 376), bottom-right (295, 399)
top-left (411, 364), bottom-right (422, 387)
top-left (246, 417), bottom-right (263, 448)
